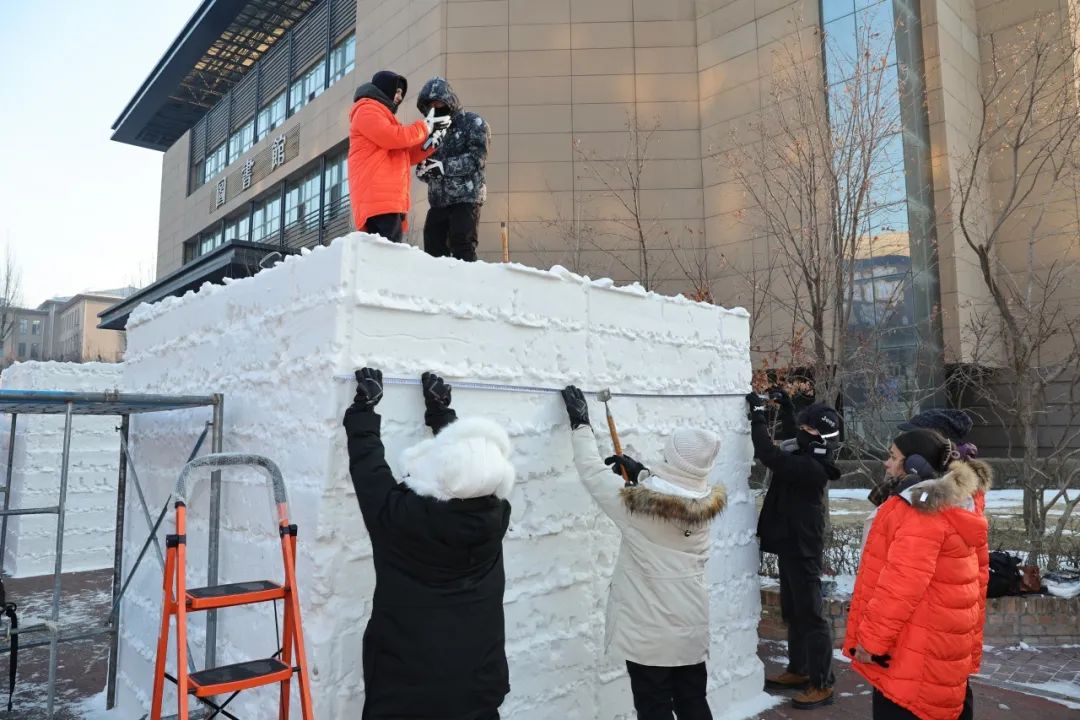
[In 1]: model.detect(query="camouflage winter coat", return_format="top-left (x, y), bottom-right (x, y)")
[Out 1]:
top-left (416, 77), bottom-right (491, 208)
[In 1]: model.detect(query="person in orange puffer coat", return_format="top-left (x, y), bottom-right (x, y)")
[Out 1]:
top-left (348, 71), bottom-right (450, 243)
top-left (844, 431), bottom-right (992, 720)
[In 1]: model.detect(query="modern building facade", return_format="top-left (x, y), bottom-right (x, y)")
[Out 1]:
top-left (109, 0), bottom-right (1080, 447)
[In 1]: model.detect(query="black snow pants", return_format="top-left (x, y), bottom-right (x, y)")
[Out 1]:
top-left (424, 203), bottom-right (480, 261)
top-left (625, 660), bottom-right (712, 720)
top-left (778, 552), bottom-right (834, 689)
top-left (364, 213), bottom-right (405, 244)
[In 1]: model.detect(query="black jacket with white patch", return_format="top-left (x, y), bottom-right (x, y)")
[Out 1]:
top-left (343, 407), bottom-right (512, 719)
top-left (751, 403), bottom-right (841, 558)
top-left (416, 76), bottom-right (491, 208)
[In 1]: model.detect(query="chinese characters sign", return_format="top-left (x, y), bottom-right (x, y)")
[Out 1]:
top-left (208, 128), bottom-right (298, 213)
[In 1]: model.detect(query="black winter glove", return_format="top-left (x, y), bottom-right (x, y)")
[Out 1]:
top-left (421, 371), bottom-right (456, 434)
top-left (767, 386), bottom-right (791, 405)
top-left (604, 454), bottom-right (647, 485)
top-left (745, 392), bottom-right (767, 421)
top-left (867, 476), bottom-right (904, 506)
top-left (904, 453), bottom-right (936, 479)
top-left (561, 385), bottom-right (590, 429)
top-left (351, 368), bottom-right (384, 410)
top-left (422, 371), bottom-right (452, 411)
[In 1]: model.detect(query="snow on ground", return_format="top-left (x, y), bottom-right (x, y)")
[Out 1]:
top-left (1010, 680), bottom-right (1080, 710)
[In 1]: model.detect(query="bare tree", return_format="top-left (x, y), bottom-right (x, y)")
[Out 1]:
top-left (951, 14), bottom-right (1080, 567)
top-left (718, 11), bottom-right (942, 457)
top-left (572, 117), bottom-right (671, 291)
top-left (0, 247), bottom-right (22, 368)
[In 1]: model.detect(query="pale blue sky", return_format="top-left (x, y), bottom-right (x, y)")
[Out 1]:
top-left (0, 0), bottom-right (203, 307)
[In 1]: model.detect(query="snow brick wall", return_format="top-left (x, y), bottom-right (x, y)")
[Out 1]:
top-left (0, 361), bottom-right (124, 577)
top-left (113, 234), bottom-right (765, 719)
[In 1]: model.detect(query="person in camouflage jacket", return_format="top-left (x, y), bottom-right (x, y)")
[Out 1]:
top-left (415, 77), bottom-right (491, 262)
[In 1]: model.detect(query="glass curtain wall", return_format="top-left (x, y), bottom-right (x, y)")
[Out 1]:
top-left (821, 0), bottom-right (944, 439)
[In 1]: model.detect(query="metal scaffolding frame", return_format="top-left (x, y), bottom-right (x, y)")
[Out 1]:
top-left (0, 389), bottom-right (224, 718)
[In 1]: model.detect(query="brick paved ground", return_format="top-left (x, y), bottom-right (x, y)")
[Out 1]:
top-left (3, 569), bottom-right (113, 719)
top-left (755, 640), bottom-right (1080, 719)
top-left (5, 569), bottom-right (1079, 719)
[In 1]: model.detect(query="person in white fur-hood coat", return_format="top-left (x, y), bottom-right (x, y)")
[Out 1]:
top-left (343, 368), bottom-right (513, 720)
top-left (561, 386), bottom-right (727, 720)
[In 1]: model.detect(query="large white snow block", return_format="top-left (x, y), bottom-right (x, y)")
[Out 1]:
top-left (0, 361), bottom-right (124, 577)
top-left (113, 234), bottom-right (763, 719)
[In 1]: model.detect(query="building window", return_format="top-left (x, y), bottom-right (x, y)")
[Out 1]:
top-left (30, 344), bottom-right (39, 360)
top-left (18, 319), bottom-right (27, 334)
top-left (256, 93), bottom-right (287, 142)
top-left (204, 142), bottom-right (228, 183)
top-left (329, 35), bottom-right (355, 84)
top-left (229, 118), bottom-right (256, 161)
top-left (31, 319), bottom-right (41, 335)
top-left (289, 61), bottom-right (326, 117)
top-left (324, 153), bottom-right (349, 219)
top-left (17, 343), bottom-right (25, 358)
top-left (252, 193), bottom-right (283, 243)
top-left (285, 167), bottom-right (322, 230)
top-left (199, 227), bottom-right (225, 256)
top-left (224, 213), bottom-right (251, 243)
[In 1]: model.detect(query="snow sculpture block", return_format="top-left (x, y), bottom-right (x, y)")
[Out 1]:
top-left (113, 234), bottom-right (765, 718)
top-left (0, 361), bottom-right (123, 577)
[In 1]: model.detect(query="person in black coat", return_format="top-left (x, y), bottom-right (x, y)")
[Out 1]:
top-left (343, 368), bottom-right (515, 720)
top-left (747, 389), bottom-right (842, 710)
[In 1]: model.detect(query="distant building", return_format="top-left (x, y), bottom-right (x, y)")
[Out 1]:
top-left (0, 287), bottom-right (136, 368)
top-left (1, 307), bottom-right (50, 365)
top-left (39, 288), bottom-right (137, 363)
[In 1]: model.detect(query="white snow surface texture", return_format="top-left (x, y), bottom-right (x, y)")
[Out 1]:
top-left (111, 234), bottom-right (763, 719)
top-left (0, 361), bottom-right (123, 577)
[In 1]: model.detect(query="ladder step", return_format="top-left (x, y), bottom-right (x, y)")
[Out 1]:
top-left (188, 658), bottom-right (292, 697)
top-left (185, 580), bottom-right (285, 611)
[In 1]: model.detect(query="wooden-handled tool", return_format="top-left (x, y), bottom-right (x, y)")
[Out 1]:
top-left (597, 389), bottom-right (632, 486)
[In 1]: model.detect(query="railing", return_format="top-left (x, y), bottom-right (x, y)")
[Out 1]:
top-left (186, 193), bottom-right (352, 266)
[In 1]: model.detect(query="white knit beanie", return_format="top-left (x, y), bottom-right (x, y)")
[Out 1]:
top-left (648, 427), bottom-right (721, 495)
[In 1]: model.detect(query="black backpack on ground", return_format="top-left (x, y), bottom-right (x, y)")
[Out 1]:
top-left (988, 551), bottom-right (1023, 598)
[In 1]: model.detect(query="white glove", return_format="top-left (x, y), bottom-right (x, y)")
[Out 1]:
top-left (416, 158), bottom-right (444, 179)
top-left (423, 108), bottom-right (452, 134)
top-left (423, 126), bottom-right (449, 151)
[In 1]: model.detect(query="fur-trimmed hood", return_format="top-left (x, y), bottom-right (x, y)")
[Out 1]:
top-left (400, 417), bottom-right (515, 501)
top-left (619, 484), bottom-right (727, 528)
top-left (902, 459), bottom-right (992, 512)
top-left (901, 459), bottom-right (992, 546)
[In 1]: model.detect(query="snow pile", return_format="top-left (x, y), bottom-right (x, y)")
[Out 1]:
top-left (0, 361), bottom-right (123, 577)
top-left (112, 234), bottom-right (762, 718)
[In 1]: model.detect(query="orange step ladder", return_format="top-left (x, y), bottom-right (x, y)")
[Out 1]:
top-left (150, 454), bottom-right (315, 720)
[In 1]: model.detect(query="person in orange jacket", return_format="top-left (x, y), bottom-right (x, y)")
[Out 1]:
top-left (843, 429), bottom-right (992, 720)
top-left (348, 71), bottom-right (451, 243)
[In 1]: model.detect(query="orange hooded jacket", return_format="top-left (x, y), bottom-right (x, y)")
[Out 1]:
top-left (843, 460), bottom-right (992, 720)
top-left (347, 84), bottom-right (431, 233)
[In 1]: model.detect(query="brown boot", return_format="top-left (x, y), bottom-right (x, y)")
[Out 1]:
top-left (792, 686), bottom-right (834, 709)
top-left (764, 671), bottom-right (810, 690)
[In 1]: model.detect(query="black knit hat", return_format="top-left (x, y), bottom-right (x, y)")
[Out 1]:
top-left (797, 403), bottom-right (842, 439)
top-left (893, 429), bottom-right (952, 472)
top-left (372, 71), bottom-right (407, 101)
top-left (898, 409), bottom-right (972, 443)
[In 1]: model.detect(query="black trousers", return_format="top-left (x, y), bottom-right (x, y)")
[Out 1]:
top-left (872, 682), bottom-right (973, 720)
top-left (625, 661), bottom-right (712, 720)
top-left (777, 553), bottom-right (834, 689)
top-left (424, 203), bottom-right (480, 261)
top-left (365, 213), bottom-right (405, 244)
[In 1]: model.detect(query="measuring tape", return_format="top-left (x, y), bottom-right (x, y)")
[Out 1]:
top-left (334, 374), bottom-right (744, 399)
